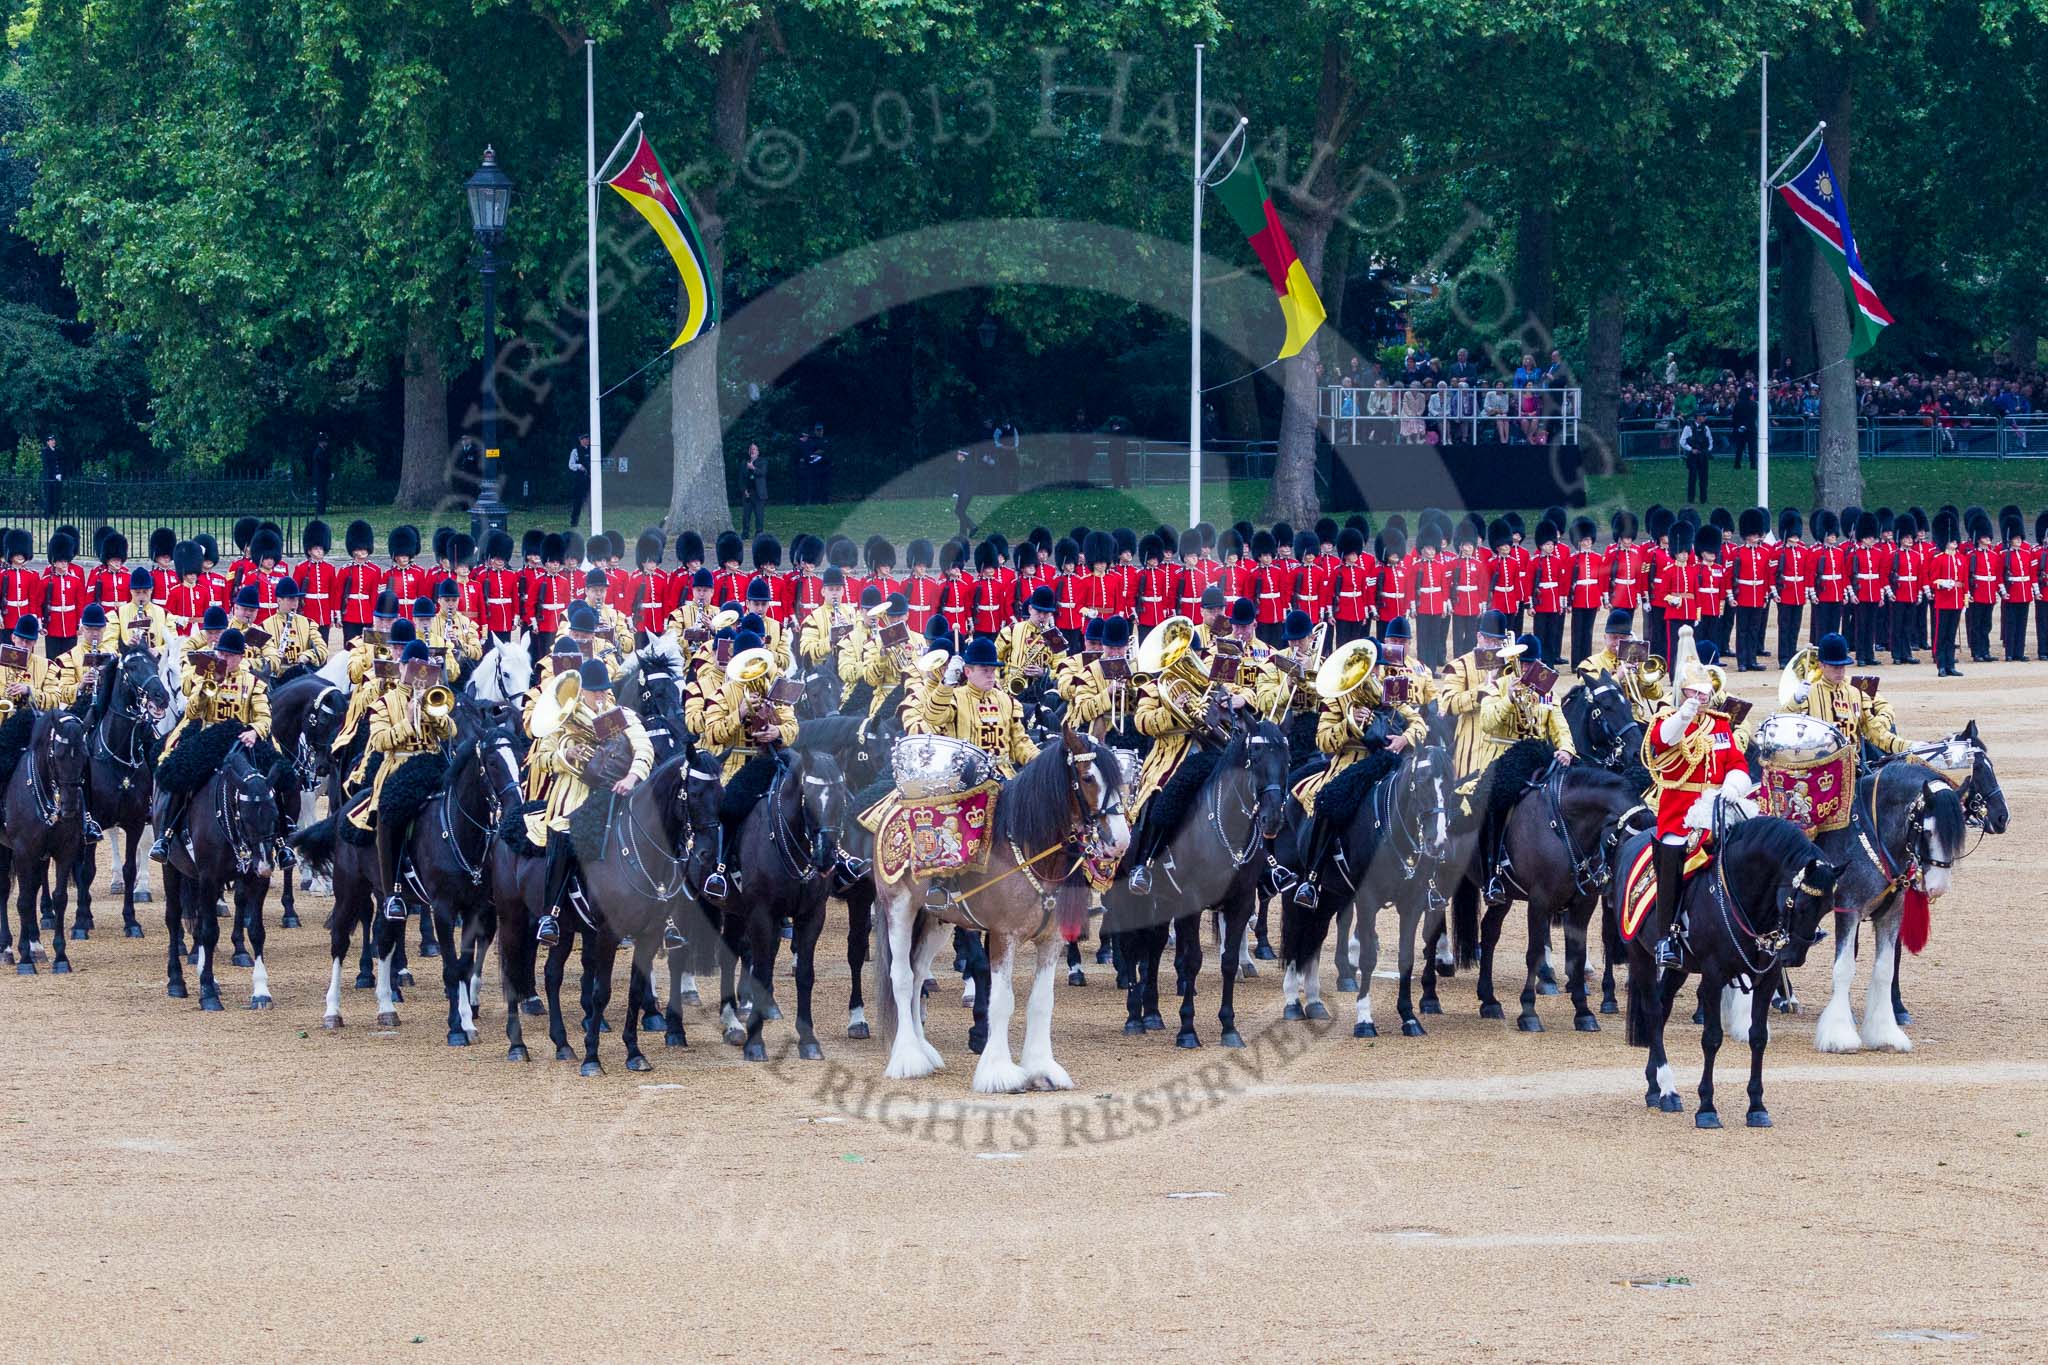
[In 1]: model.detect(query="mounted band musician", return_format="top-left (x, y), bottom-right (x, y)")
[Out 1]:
top-left (1644, 624), bottom-right (1754, 969)
top-left (1573, 608), bottom-right (1667, 725)
top-left (110, 566), bottom-right (172, 653)
top-left (531, 657), bottom-right (654, 948)
top-left (2, 614), bottom-right (60, 712)
top-left (1256, 609), bottom-right (1326, 762)
top-left (346, 641), bottom-right (459, 924)
top-left (1289, 634), bottom-right (1428, 909)
top-left (1782, 632), bottom-right (1908, 764)
top-left (259, 578), bottom-right (329, 679)
top-left (151, 626), bottom-right (269, 864)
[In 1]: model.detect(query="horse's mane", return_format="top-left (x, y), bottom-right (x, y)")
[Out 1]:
top-left (1888, 763), bottom-right (1967, 859)
top-left (999, 734), bottom-right (1121, 852)
top-left (1720, 815), bottom-right (1822, 908)
top-left (1564, 761), bottom-right (1649, 801)
top-left (794, 714), bottom-right (866, 753)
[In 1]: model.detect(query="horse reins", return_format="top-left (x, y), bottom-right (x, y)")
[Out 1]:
top-left (26, 716), bottom-right (86, 826)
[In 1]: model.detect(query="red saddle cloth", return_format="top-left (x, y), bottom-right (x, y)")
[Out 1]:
top-left (1619, 840), bottom-right (1712, 942)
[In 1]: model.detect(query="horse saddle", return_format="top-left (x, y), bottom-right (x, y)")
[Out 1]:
top-left (1618, 839), bottom-right (1712, 942)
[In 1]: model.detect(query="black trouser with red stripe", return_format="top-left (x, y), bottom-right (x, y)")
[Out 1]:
top-left (2001, 603), bottom-right (2030, 660)
top-left (1852, 603), bottom-right (1882, 664)
top-left (1888, 602), bottom-right (1916, 663)
top-left (1935, 608), bottom-right (1962, 673)
top-left (1735, 606), bottom-right (1767, 669)
top-left (1533, 612), bottom-right (1564, 664)
top-left (1569, 608), bottom-right (1599, 666)
top-left (1776, 602), bottom-right (1804, 660)
top-left (1965, 602), bottom-right (1994, 660)
top-left (1813, 601), bottom-right (1843, 642)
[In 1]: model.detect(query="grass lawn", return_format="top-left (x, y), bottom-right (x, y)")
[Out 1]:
top-left (323, 455), bottom-right (2048, 554)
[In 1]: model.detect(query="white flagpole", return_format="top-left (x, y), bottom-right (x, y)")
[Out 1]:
top-left (1757, 52), bottom-right (1770, 511)
top-left (585, 39), bottom-right (604, 538)
top-left (1188, 43), bottom-right (1204, 531)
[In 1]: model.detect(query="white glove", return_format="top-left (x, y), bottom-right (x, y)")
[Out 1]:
top-left (944, 655), bottom-right (966, 686)
top-left (1658, 695), bottom-right (1699, 745)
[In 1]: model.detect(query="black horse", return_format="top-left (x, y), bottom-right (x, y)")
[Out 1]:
top-left (265, 667), bottom-right (350, 921)
top-left (716, 747), bottom-right (850, 1061)
top-left (1560, 673), bottom-right (1646, 773)
top-left (0, 709), bottom-right (89, 973)
top-left (156, 731), bottom-right (284, 1009)
top-left (1448, 747), bottom-right (1654, 1032)
top-left (72, 649), bottom-right (171, 942)
top-left (493, 746), bottom-right (719, 1074)
top-left (1622, 815), bottom-right (1840, 1127)
top-left (1104, 718), bottom-right (1291, 1049)
top-left (1277, 741), bottom-right (1454, 1038)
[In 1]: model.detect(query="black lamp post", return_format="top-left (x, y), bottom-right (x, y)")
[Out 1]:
top-left (465, 146), bottom-right (513, 542)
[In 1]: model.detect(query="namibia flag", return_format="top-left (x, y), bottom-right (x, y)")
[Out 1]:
top-left (1211, 153), bottom-right (1326, 360)
top-left (1777, 143), bottom-right (1892, 358)
top-left (604, 132), bottom-right (719, 350)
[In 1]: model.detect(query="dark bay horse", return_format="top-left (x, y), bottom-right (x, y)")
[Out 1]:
top-left (72, 649), bottom-right (170, 941)
top-left (1102, 718), bottom-right (1289, 1050)
top-left (0, 709), bottom-right (89, 973)
top-left (1622, 815), bottom-right (1840, 1127)
top-left (718, 747), bottom-right (849, 1061)
top-left (158, 739), bottom-right (282, 1008)
top-left (493, 747), bottom-right (718, 1074)
top-left (1277, 741), bottom-right (1453, 1037)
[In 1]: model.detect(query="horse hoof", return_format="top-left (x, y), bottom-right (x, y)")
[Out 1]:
top-left (507, 1045), bottom-right (529, 1062)
top-left (664, 1032), bottom-right (687, 1048)
top-left (723, 1026), bottom-right (746, 1047)
top-left (1895, 1009), bottom-right (1914, 1027)
top-left (1220, 1030), bottom-right (1245, 1049)
top-left (1305, 1001), bottom-right (1331, 1021)
top-left (1400, 1019), bottom-right (1425, 1038)
top-left (185, 951), bottom-right (199, 966)
top-left (39, 912), bottom-right (54, 930)
top-left (1283, 1000), bottom-right (1305, 1021)
top-left (15, 961), bottom-right (35, 975)
top-left (1479, 1001), bottom-right (1505, 1020)
top-left (1537, 963), bottom-right (1558, 986)
top-left (1516, 1015), bottom-right (1543, 1033)
top-left (642, 1013), bottom-right (665, 1034)
top-left (596, 1017), bottom-right (610, 1033)
top-left (1095, 947), bottom-right (1111, 964)
top-left (200, 994), bottom-right (223, 1012)
top-left (230, 951), bottom-right (253, 968)
top-left (554, 1045), bottom-right (574, 1062)
top-left (51, 960), bottom-right (72, 975)
top-left (166, 980), bottom-right (185, 998)
top-left (761, 1002), bottom-right (782, 1021)
top-left (798, 1041), bottom-right (824, 1062)
top-left (1254, 944), bottom-right (1276, 960)
top-left (280, 912), bottom-right (300, 929)
top-left (395, 969), bottom-right (415, 987)
top-left (420, 942), bottom-right (440, 958)
top-left (1115, 973), bottom-right (1135, 992)
top-left (967, 1030), bottom-right (987, 1055)
top-left (0, 950), bottom-right (11, 967)
top-left (124, 923), bottom-right (145, 939)
top-left (1067, 968), bottom-right (1086, 987)
top-left (70, 927), bottom-right (88, 941)
top-left (1123, 1019), bottom-right (1146, 1037)
top-left (1420, 999), bottom-right (1442, 1016)
top-left (1599, 999), bottom-right (1618, 1015)
top-left (579, 1061), bottom-right (603, 1077)
top-left (352, 973), bottom-right (374, 990)
top-left (846, 1022), bottom-right (870, 1040)
top-left (1175, 1032), bottom-right (1201, 1050)
top-left (678, 990), bottom-right (701, 1007)
top-left (389, 987), bottom-right (404, 1004)
top-left (1336, 976), bottom-right (1358, 993)
top-left (1658, 1093), bottom-right (1683, 1114)
top-left (247, 995), bottom-right (270, 1010)
top-left (1536, 981), bottom-right (1560, 996)
top-left (521, 997), bottom-right (544, 1016)
top-left (743, 1041), bottom-right (767, 1062)
top-left (447, 1030), bottom-right (469, 1047)
top-left (1353, 1021), bottom-right (1378, 1038)
top-left (1774, 997), bottom-right (1798, 1015)
top-left (1746, 1109), bottom-right (1773, 1128)
top-left (627, 1055), bottom-right (653, 1072)
top-left (1574, 1014), bottom-right (1600, 1033)
top-left (1239, 962), bottom-right (1259, 979)
top-left (1143, 1013), bottom-right (1165, 1032)
top-left (1695, 1111), bottom-right (1723, 1130)
top-left (323, 1014), bottom-right (343, 1030)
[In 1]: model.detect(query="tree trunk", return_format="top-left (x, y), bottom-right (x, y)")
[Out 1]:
top-left (1264, 38), bottom-right (1355, 526)
top-left (664, 29), bottom-right (764, 535)
top-left (1323, 223), bottom-right (1351, 346)
top-left (1810, 83), bottom-right (1861, 508)
top-left (1514, 198), bottom-right (1556, 345)
top-left (1582, 289), bottom-right (1625, 476)
top-left (395, 315), bottom-right (450, 509)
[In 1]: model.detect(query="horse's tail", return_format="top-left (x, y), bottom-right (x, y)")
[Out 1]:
top-left (1452, 884), bottom-right (1480, 969)
top-left (292, 814), bottom-right (338, 877)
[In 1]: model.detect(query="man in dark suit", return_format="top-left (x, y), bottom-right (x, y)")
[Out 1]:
top-left (741, 443), bottom-right (768, 537)
top-left (40, 434), bottom-right (64, 516)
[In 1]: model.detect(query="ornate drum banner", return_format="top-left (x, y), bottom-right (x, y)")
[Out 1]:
top-left (875, 782), bottom-right (1001, 885)
top-left (1754, 713), bottom-right (1854, 834)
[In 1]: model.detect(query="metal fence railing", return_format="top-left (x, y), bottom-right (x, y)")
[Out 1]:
top-left (0, 477), bottom-right (318, 552)
top-left (1618, 413), bottom-right (2048, 462)
top-left (1005, 438), bottom-right (1279, 492)
top-left (1319, 386), bottom-right (1582, 447)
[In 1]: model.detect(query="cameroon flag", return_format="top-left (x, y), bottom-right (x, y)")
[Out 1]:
top-left (1211, 155), bottom-right (1326, 360)
top-left (604, 132), bottom-right (719, 349)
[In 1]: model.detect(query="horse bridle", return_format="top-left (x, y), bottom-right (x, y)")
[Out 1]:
top-left (440, 735), bottom-right (521, 887)
top-left (92, 659), bottom-right (164, 786)
top-left (27, 714), bottom-right (88, 825)
top-left (1065, 746), bottom-right (1124, 864)
top-left (1206, 732), bottom-right (1283, 870)
top-left (1387, 745), bottom-right (1449, 881)
top-left (1580, 682), bottom-right (1643, 770)
top-left (215, 763), bottom-right (271, 875)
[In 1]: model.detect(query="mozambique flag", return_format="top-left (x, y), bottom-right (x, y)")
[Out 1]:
top-left (1211, 153), bottom-right (1326, 360)
top-left (1776, 143), bottom-right (1892, 358)
top-left (604, 132), bottom-right (718, 349)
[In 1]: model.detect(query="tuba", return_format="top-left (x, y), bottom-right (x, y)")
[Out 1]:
top-left (1315, 637), bottom-right (1382, 724)
top-left (1778, 645), bottom-right (1820, 709)
top-left (530, 669), bottom-right (582, 741)
top-left (1136, 617), bottom-right (1218, 735)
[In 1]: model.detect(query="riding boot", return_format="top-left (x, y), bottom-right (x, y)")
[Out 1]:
top-left (83, 813), bottom-right (104, 844)
top-left (275, 810), bottom-right (297, 868)
top-left (150, 792), bottom-right (192, 862)
top-left (1292, 811), bottom-right (1332, 908)
top-left (375, 816), bottom-right (408, 922)
top-left (537, 836), bottom-right (575, 946)
top-left (1125, 811), bottom-right (1159, 895)
top-left (662, 915), bottom-right (687, 952)
top-left (830, 851), bottom-right (870, 896)
top-left (1651, 838), bottom-right (1689, 969)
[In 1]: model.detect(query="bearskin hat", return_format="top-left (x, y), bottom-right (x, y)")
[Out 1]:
top-left (1054, 536), bottom-right (1080, 569)
top-left (828, 536), bottom-right (857, 571)
top-left (1778, 507), bottom-right (1802, 539)
top-left (432, 527), bottom-right (454, 563)
top-left (1313, 516), bottom-right (1339, 547)
top-left (1249, 529), bottom-right (1277, 561)
top-left (675, 530), bottom-right (705, 566)
top-left (540, 533), bottom-right (567, 565)
top-left (1179, 527), bottom-right (1203, 559)
top-left (1694, 525), bottom-right (1722, 559)
top-left (1112, 527), bottom-right (1137, 559)
top-left (1487, 517), bottom-right (1512, 551)
top-left (233, 516), bottom-right (259, 552)
top-left (1336, 526), bottom-right (1365, 557)
top-left (1738, 507), bottom-right (1767, 540)
top-left (1645, 506), bottom-right (1674, 543)
top-left (973, 539), bottom-right (998, 572)
top-left (1855, 511), bottom-right (1880, 542)
top-left (521, 528), bottom-right (547, 560)
top-left (484, 529), bottom-right (514, 563)
top-left (907, 537), bottom-right (935, 570)
top-left (149, 527), bottom-right (178, 562)
top-left (1292, 530), bottom-right (1318, 562)
top-left (388, 525), bottom-right (420, 559)
top-left (302, 520), bottom-right (331, 555)
top-left (1270, 521), bottom-right (1294, 553)
top-left (450, 534), bottom-right (475, 567)
top-left (749, 534), bottom-right (779, 571)
top-left (1456, 512), bottom-right (1486, 547)
top-left (1380, 528), bottom-right (1407, 561)
top-left (1610, 509), bottom-right (1638, 541)
top-left (46, 531), bottom-right (75, 563)
top-left (251, 529), bottom-right (282, 565)
top-left (1934, 510), bottom-right (1960, 547)
top-left (636, 530), bottom-right (663, 567)
top-left (172, 539), bottom-right (204, 578)
top-left (1668, 519), bottom-right (1695, 557)
top-left (346, 520), bottom-right (375, 555)
top-left (2001, 507), bottom-right (2024, 542)
top-left (100, 530), bottom-right (129, 563)
top-left (1533, 519), bottom-right (1558, 548)
top-left (194, 533), bottom-right (219, 565)
top-left (1570, 516), bottom-right (1597, 545)
top-left (865, 535), bottom-right (896, 571)
top-left (563, 532), bottom-right (584, 567)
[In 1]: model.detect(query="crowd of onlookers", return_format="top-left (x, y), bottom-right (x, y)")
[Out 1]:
top-left (1318, 346), bottom-right (1579, 446)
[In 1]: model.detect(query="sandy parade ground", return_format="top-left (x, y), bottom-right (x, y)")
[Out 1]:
top-left (1, 659), bottom-right (2043, 1361)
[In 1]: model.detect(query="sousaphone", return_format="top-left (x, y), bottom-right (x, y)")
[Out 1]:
top-left (1314, 636), bottom-right (1380, 700)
